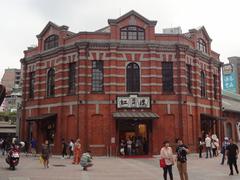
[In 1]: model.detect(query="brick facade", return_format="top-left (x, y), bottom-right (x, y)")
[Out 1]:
top-left (20, 10), bottom-right (222, 155)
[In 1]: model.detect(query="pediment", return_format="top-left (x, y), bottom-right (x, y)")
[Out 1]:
top-left (108, 10), bottom-right (157, 26)
top-left (190, 26), bottom-right (212, 42)
top-left (37, 21), bottom-right (69, 38)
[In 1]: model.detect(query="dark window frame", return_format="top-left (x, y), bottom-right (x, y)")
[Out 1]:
top-left (126, 63), bottom-right (140, 92)
top-left (47, 68), bottom-right (55, 97)
top-left (162, 62), bottom-right (174, 93)
top-left (120, 26), bottom-right (145, 40)
top-left (92, 60), bottom-right (104, 93)
top-left (44, 35), bottom-right (59, 50)
top-left (186, 64), bottom-right (192, 94)
top-left (29, 72), bottom-right (35, 99)
top-left (68, 62), bottom-right (76, 95)
top-left (213, 75), bottom-right (217, 99)
top-left (200, 71), bottom-right (206, 97)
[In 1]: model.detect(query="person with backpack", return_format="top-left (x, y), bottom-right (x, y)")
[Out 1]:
top-left (176, 138), bottom-right (189, 180)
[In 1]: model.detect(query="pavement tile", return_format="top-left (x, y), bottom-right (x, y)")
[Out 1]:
top-left (0, 154), bottom-right (240, 180)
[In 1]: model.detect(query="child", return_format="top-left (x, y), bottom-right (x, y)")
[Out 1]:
top-left (80, 150), bottom-right (93, 171)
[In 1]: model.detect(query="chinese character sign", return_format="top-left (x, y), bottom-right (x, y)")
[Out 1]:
top-left (117, 95), bottom-right (150, 109)
top-left (223, 73), bottom-right (236, 93)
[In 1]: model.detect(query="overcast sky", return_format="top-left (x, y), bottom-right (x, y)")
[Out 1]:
top-left (0, 0), bottom-right (239, 79)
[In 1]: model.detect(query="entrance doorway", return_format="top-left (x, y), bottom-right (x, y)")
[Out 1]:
top-left (117, 119), bottom-right (151, 156)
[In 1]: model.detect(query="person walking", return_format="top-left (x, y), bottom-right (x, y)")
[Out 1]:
top-left (220, 137), bottom-right (229, 165)
top-left (68, 139), bottom-right (74, 159)
top-left (176, 138), bottom-right (189, 180)
top-left (205, 134), bottom-right (212, 158)
top-left (41, 140), bottom-right (51, 168)
top-left (61, 138), bottom-right (67, 159)
top-left (198, 137), bottom-right (204, 158)
top-left (160, 141), bottom-right (174, 180)
top-left (72, 138), bottom-right (81, 164)
top-left (226, 138), bottom-right (239, 176)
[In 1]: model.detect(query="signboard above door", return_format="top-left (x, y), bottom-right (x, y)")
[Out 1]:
top-left (117, 95), bottom-right (151, 109)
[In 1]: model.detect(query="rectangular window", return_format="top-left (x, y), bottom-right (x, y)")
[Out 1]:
top-left (213, 75), bottom-right (217, 99)
top-left (29, 72), bottom-right (35, 98)
top-left (68, 62), bottom-right (76, 95)
top-left (92, 60), bottom-right (104, 92)
top-left (162, 62), bottom-right (174, 92)
top-left (186, 64), bottom-right (192, 94)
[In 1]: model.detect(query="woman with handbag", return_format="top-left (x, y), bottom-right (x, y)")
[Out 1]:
top-left (160, 141), bottom-right (174, 180)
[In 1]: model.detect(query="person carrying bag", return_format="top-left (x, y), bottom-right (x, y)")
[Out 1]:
top-left (160, 141), bottom-right (174, 180)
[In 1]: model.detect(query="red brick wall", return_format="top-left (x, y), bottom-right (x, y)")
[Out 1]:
top-left (20, 12), bottom-right (222, 155)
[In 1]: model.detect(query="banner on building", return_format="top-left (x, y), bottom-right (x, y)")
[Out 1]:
top-left (222, 64), bottom-right (237, 93)
top-left (236, 122), bottom-right (240, 141)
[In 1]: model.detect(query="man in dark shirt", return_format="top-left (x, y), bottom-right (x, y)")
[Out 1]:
top-left (176, 139), bottom-right (189, 180)
top-left (226, 138), bottom-right (239, 176)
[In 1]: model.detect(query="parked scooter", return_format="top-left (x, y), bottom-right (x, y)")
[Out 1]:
top-left (5, 143), bottom-right (23, 170)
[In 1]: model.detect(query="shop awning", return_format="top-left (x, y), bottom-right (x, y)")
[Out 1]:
top-left (113, 112), bottom-right (159, 120)
top-left (26, 113), bottom-right (57, 122)
top-left (0, 128), bottom-right (16, 133)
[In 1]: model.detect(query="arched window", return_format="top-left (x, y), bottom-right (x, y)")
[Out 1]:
top-left (197, 39), bottom-right (207, 53)
top-left (126, 63), bottom-right (140, 92)
top-left (226, 122), bottom-right (233, 138)
top-left (200, 71), bottom-right (206, 97)
top-left (120, 26), bottom-right (145, 40)
top-left (44, 35), bottom-right (59, 50)
top-left (47, 68), bottom-right (55, 97)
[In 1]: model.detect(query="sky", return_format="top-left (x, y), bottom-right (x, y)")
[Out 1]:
top-left (0, 0), bottom-right (239, 79)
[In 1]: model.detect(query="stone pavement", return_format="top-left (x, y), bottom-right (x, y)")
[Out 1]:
top-left (0, 154), bottom-right (239, 180)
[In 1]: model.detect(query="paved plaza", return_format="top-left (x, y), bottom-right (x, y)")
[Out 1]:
top-left (0, 154), bottom-right (239, 180)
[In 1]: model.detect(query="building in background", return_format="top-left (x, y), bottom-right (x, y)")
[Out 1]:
top-left (1, 68), bottom-right (21, 94)
top-left (222, 90), bottom-right (240, 142)
top-left (20, 10), bottom-right (222, 155)
top-left (223, 57), bottom-right (240, 94)
top-left (163, 27), bottom-right (182, 34)
top-left (0, 68), bottom-right (22, 112)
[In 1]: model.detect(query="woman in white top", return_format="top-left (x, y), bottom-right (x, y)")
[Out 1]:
top-left (160, 141), bottom-right (174, 180)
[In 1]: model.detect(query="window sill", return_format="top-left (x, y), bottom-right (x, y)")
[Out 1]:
top-left (162, 92), bottom-right (175, 95)
top-left (91, 91), bottom-right (105, 94)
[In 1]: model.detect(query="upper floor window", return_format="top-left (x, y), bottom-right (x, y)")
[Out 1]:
top-left (47, 68), bottom-right (55, 97)
top-left (44, 35), bottom-right (59, 50)
top-left (197, 38), bottom-right (207, 53)
top-left (92, 60), bottom-right (104, 92)
top-left (200, 71), bottom-right (206, 97)
top-left (186, 64), bottom-right (192, 94)
top-left (68, 62), bottom-right (76, 95)
top-left (162, 62), bottom-right (174, 92)
top-left (126, 63), bottom-right (140, 92)
top-left (29, 72), bottom-right (35, 98)
top-left (213, 75), bottom-right (217, 99)
top-left (120, 26), bottom-right (145, 40)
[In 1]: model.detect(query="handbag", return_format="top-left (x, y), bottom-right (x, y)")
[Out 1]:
top-left (159, 158), bottom-right (166, 168)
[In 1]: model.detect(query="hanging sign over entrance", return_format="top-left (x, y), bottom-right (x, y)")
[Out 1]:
top-left (117, 95), bottom-right (151, 109)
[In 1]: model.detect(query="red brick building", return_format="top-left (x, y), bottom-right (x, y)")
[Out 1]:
top-left (20, 10), bottom-right (222, 155)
